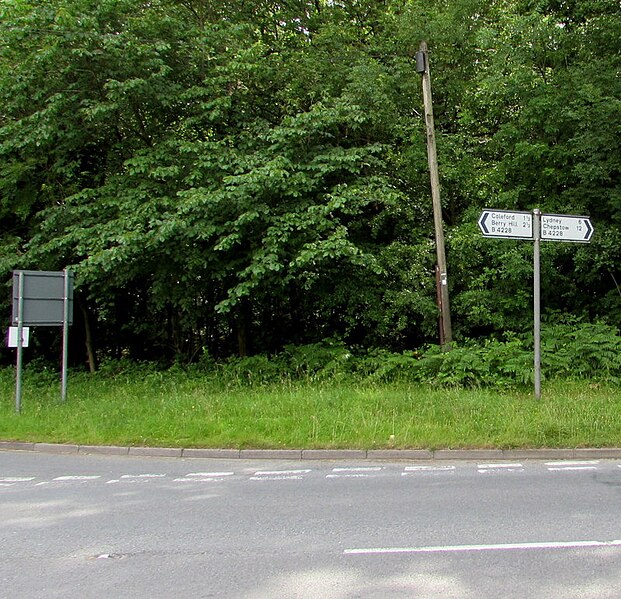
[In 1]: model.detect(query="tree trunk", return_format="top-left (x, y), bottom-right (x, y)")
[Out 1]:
top-left (80, 301), bottom-right (98, 372)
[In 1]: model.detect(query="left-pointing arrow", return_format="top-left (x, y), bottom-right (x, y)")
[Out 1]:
top-left (478, 212), bottom-right (490, 234)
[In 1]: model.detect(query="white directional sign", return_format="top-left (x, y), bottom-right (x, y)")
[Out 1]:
top-left (478, 210), bottom-right (533, 240)
top-left (540, 214), bottom-right (594, 243)
top-left (477, 207), bottom-right (594, 401)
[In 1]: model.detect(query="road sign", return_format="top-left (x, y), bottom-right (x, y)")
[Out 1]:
top-left (477, 208), bottom-right (594, 401)
top-left (12, 270), bottom-right (74, 326)
top-left (478, 210), bottom-right (533, 240)
top-left (540, 214), bottom-right (594, 243)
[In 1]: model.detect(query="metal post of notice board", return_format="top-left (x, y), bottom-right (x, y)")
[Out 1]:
top-left (11, 269), bottom-right (74, 412)
top-left (61, 269), bottom-right (70, 402)
top-left (15, 271), bottom-right (24, 413)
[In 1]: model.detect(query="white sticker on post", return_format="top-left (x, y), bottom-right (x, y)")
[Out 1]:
top-left (7, 327), bottom-right (30, 347)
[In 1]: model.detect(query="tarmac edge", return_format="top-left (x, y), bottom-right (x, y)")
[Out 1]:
top-left (3, 441), bottom-right (621, 461)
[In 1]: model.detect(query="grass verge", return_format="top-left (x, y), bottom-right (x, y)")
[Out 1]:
top-left (0, 367), bottom-right (620, 449)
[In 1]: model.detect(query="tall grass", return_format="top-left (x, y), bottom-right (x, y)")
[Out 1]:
top-left (1, 363), bottom-right (620, 449)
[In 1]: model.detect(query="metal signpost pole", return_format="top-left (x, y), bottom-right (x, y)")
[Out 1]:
top-left (15, 271), bottom-right (24, 413)
top-left (533, 210), bottom-right (542, 400)
top-left (61, 269), bottom-right (70, 402)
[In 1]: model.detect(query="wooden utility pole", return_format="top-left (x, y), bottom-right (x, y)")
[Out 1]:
top-left (417, 41), bottom-right (453, 349)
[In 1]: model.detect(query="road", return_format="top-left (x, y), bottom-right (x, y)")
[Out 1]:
top-left (1, 451), bottom-right (621, 598)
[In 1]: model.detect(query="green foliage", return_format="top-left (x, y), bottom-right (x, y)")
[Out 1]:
top-left (0, 0), bottom-right (620, 364)
top-left (541, 322), bottom-right (621, 381)
top-left (174, 322), bottom-right (621, 388)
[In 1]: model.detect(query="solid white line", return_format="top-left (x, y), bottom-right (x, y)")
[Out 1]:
top-left (344, 540), bottom-right (621, 555)
top-left (545, 460), bottom-right (599, 466)
top-left (0, 477), bottom-right (35, 482)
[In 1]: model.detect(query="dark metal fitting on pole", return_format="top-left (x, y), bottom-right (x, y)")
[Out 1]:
top-left (415, 51), bottom-right (427, 74)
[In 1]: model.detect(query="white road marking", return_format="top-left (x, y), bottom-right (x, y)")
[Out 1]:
top-left (249, 475), bottom-right (304, 481)
top-left (332, 467), bottom-right (383, 472)
top-left (545, 460), bottom-right (599, 467)
top-left (185, 472), bottom-right (234, 478)
top-left (253, 470), bottom-right (311, 476)
top-left (402, 465), bottom-right (455, 475)
top-left (548, 466), bottom-right (598, 471)
top-left (478, 463), bottom-right (524, 473)
top-left (53, 475), bottom-right (101, 481)
top-left (478, 464), bottom-right (523, 470)
top-left (250, 469), bottom-right (310, 481)
top-left (0, 477), bottom-right (35, 482)
top-left (326, 474), bottom-right (370, 479)
top-left (174, 472), bottom-right (235, 482)
top-left (120, 474), bottom-right (167, 479)
top-left (344, 540), bottom-right (621, 555)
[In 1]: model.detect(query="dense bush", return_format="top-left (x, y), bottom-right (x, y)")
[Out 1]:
top-left (163, 322), bottom-right (621, 388)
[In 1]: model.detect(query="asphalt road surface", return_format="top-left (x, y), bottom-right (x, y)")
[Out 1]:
top-left (2, 451), bottom-right (621, 598)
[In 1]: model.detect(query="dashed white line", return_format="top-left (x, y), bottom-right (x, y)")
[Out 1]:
top-left (402, 465), bottom-right (455, 476)
top-left (328, 467), bottom-right (383, 479)
top-left (478, 463), bottom-right (524, 473)
top-left (250, 469), bottom-right (311, 481)
top-left (478, 464), bottom-right (523, 470)
top-left (546, 460), bottom-right (599, 467)
top-left (121, 474), bottom-right (167, 479)
top-left (332, 467), bottom-right (383, 473)
top-left (185, 472), bottom-right (234, 478)
top-left (548, 466), bottom-right (598, 472)
top-left (53, 475), bottom-right (102, 481)
top-left (174, 472), bottom-right (235, 482)
top-left (253, 470), bottom-right (312, 476)
top-left (546, 460), bottom-right (599, 472)
top-left (0, 477), bottom-right (35, 482)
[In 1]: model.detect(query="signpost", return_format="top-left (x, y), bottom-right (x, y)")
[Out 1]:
top-left (540, 214), bottom-right (594, 242)
top-left (10, 269), bottom-right (74, 413)
top-left (478, 210), bottom-right (533, 240)
top-left (478, 210), bottom-right (594, 399)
